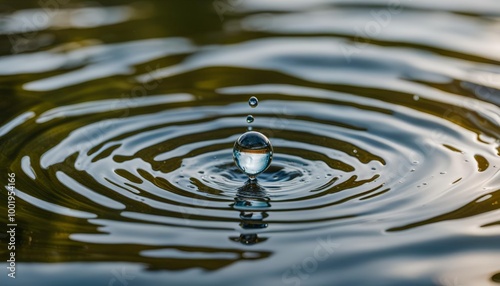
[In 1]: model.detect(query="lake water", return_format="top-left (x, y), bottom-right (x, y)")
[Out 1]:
top-left (0, 0), bottom-right (499, 285)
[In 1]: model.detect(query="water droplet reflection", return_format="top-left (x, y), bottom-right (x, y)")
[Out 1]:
top-left (248, 96), bottom-right (258, 108)
top-left (246, 115), bottom-right (254, 123)
top-left (230, 180), bottom-right (270, 245)
top-left (233, 131), bottom-right (273, 179)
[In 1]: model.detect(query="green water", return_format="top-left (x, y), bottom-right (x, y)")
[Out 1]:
top-left (0, 0), bottom-right (499, 285)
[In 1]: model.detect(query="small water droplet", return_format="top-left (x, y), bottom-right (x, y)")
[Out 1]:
top-left (249, 96), bottom-right (258, 108)
top-left (326, 173), bottom-right (332, 177)
top-left (246, 115), bottom-right (254, 123)
top-left (423, 182), bottom-right (427, 186)
top-left (410, 168), bottom-right (415, 172)
top-left (412, 161), bottom-right (419, 164)
top-left (198, 170), bottom-right (204, 174)
top-left (353, 149), bottom-right (358, 154)
top-left (371, 167), bottom-right (376, 171)
top-left (316, 176), bottom-right (320, 179)
top-left (413, 95), bottom-right (420, 101)
top-left (440, 172), bottom-right (446, 175)
top-left (233, 131), bottom-right (273, 178)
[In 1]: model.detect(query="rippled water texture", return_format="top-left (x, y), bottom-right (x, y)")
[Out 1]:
top-left (0, 0), bottom-right (499, 285)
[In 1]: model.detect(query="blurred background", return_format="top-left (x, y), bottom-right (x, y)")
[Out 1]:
top-left (0, 0), bottom-right (499, 285)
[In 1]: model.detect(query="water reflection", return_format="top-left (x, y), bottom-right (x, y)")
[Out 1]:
top-left (230, 179), bottom-right (270, 245)
top-left (1, 0), bottom-right (499, 285)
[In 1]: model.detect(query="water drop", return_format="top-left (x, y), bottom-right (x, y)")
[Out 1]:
top-left (249, 96), bottom-right (258, 108)
top-left (246, 115), bottom-right (254, 123)
top-left (413, 95), bottom-right (420, 101)
top-left (353, 149), bottom-right (358, 154)
top-left (233, 131), bottom-right (273, 179)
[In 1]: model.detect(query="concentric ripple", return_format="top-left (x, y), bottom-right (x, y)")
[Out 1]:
top-left (19, 89), bottom-right (497, 234)
top-left (0, 0), bottom-right (500, 285)
top-left (3, 69), bottom-right (500, 284)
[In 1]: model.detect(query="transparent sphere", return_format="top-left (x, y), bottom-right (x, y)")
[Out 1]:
top-left (248, 96), bottom-right (258, 108)
top-left (233, 131), bottom-right (273, 178)
top-left (246, 115), bottom-right (254, 123)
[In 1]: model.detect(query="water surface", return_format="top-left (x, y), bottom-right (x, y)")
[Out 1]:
top-left (0, 0), bottom-right (499, 285)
